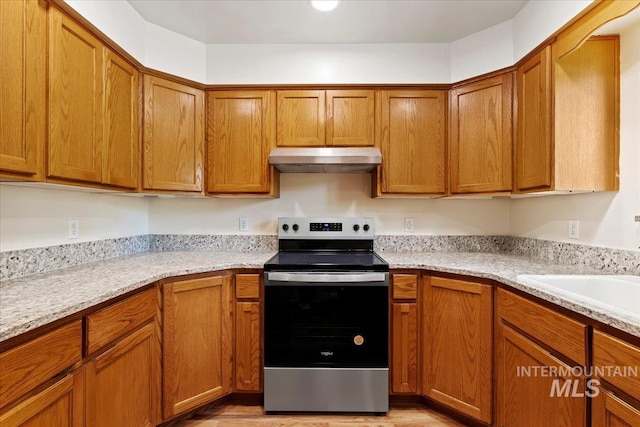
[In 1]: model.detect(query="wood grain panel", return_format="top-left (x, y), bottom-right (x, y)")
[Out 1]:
top-left (235, 302), bottom-right (261, 392)
top-left (497, 288), bottom-right (587, 365)
top-left (379, 90), bottom-right (446, 195)
top-left (0, 370), bottom-right (83, 427)
top-left (593, 390), bottom-right (640, 427)
top-left (392, 302), bottom-right (418, 394)
top-left (163, 275), bottom-right (233, 418)
top-left (207, 91), bottom-right (274, 194)
top-left (449, 73), bottom-right (512, 194)
top-left (423, 276), bottom-right (492, 423)
top-left (143, 75), bottom-right (204, 192)
top-left (554, 36), bottom-right (619, 192)
top-left (85, 288), bottom-right (157, 356)
top-left (49, 6), bottom-right (104, 183)
top-left (236, 274), bottom-right (260, 300)
top-left (104, 49), bottom-right (139, 189)
top-left (0, 321), bottom-right (82, 409)
top-left (593, 330), bottom-right (640, 400)
top-left (0, 0), bottom-right (46, 178)
top-left (85, 322), bottom-right (159, 427)
top-left (496, 324), bottom-right (587, 427)
top-left (277, 90), bottom-right (325, 147)
top-left (516, 46), bottom-right (552, 192)
top-left (326, 90), bottom-right (375, 146)
top-left (392, 274), bottom-right (417, 300)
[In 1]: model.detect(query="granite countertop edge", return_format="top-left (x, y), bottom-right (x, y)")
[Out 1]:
top-left (1, 250), bottom-right (638, 342)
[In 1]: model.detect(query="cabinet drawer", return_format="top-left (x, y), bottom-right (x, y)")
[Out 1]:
top-left (497, 289), bottom-right (587, 365)
top-left (0, 321), bottom-right (82, 408)
top-left (593, 330), bottom-right (640, 400)
top-left (85, 288), bottom-right (157, 355)
top-left (236, 274), bottom-right (260, 300)
top-left (393, 274), bottom-right (418, 300)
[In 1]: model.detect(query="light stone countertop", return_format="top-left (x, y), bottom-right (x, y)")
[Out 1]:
top-left (1, 250), bottom-right (638, 343)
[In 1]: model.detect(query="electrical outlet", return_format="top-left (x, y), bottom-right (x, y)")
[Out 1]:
top-left (568, 220), bottom-right (579, 239)
top-left (68, 220), bottom-right (80, 239)
top-left (239, 217), bottom-right (249, 232)
top-left (404, 217), bottom-right (414, 233)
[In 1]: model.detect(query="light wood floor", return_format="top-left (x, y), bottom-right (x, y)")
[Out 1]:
top-left (173, 398), bottom-right (468, 427)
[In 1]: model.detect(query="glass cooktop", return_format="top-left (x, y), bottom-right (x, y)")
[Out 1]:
top-left (264, 251), bottom-right (389, 272)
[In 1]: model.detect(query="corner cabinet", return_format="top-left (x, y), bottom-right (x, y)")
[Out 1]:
top-left (162, 274), bottom-right (233, 419)
top-left (422, 276), bottom-right (493, 424)
top-left (0, 0), bottom-right (47, 181)
top-left (374, 90), bottom-right (446, 196)
top-left (449, 73), bottom-right (513, 194)
top-left (206, 91), bottom-right (278, 196)
top-left (143, 75), bottom-right (204, 193)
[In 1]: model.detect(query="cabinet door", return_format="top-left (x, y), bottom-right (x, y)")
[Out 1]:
top-left (326, 90), bottom-right (375, 146)
top-left (0, 0), bottom-right (46, 178)
top-left (235, 302), bottom-right (261, 392)
top-left (495, 324), bottom-right (586, 427)
top-left (516, 46), bottom-right (552, 191)
top-left (379, 90), bottom-right (446, 194)
top-left (593, 390), bottom-right (640, 427)
top-left (0, 371), bottom-right (83, 427)
top-left (49, 7), bottom-right (104, 183)
top-left (277, 90), bottom-right (325, 147)
top-left (423, 277), bottom-right (492, 424)
top-left (143, 75), bottom-right (204, 192)
top-left (450, 73), bottom-right (513, 194)
top-left (103, 50), bottom-right (139, 189)
top-left (85, 322), bottom-right (159, 427)
top-left (391, 302), bottom-right (418, 394)
top-left (207, 91), bottom-right (274, 194)
top-left (163, 275), bottom-right (233, 418)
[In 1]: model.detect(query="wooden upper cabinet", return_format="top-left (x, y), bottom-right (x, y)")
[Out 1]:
top-left (207, 91), bottom-right (276, 194)
top-left (422, 276), bottom-right (492, 424)
top-left (0, 0), bottom-right (46, 180)
top-left (143, 75), bottom-right (204, 192)
top-left (277, 90), bottom-right (325, 147)
top-left (103, 50), bottom-right (139, 189)
top-left (516, 46), bottom-right (552, 192)
top-left (450, 73), bottom-right (513, 194)
top-left (49, 6), bottom-right (104, 184)
top-left (326, 90), bottom-right (375, 146)
top-left (377, 90), bottom-right (446, 195)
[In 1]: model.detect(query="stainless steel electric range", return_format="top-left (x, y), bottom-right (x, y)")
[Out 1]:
top-left (263, 217), bottom-right (389, 414)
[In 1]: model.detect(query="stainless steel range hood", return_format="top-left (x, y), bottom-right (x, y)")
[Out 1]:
top-left (269, 147), bottom-right (382, 173)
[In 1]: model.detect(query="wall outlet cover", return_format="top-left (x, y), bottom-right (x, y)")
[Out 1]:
top-left (239, 216), bottom-right (249, 232)
top-left (568, 220), bottom-right (579, 239)
top-left (404, 217), bottom-right (414, 233)
top-left (68, 220), bottom-right (80, 239)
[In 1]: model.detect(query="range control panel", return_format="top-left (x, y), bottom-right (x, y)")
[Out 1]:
top-left (278, 217), bottom-right (374, 239)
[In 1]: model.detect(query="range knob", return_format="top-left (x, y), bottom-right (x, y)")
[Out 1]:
top-left (282, 224), bottom-right (289, 231)
top-left (363, 224), bottom-right (370, 232)
top-left (353, 224), bottom-right (360, 232)
top-left (292, 224), bottom-right (299, 232)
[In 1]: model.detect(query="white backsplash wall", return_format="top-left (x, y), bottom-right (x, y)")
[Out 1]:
top-left (509, 22), bottom-right (640, 252)
top-left (0, 185), bottom-right (149, 251)
top-left (148, 174), bottom-right (510, 236)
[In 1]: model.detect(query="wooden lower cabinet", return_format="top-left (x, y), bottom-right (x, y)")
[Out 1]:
top-left (0, 371), bottom-right (84, 427)
top-left (391, 302), bottom-right (418, 394)
top-left (163, 275), bottom-right (233, 419)
top-left (85, 322), bottom-right (160, 427)
top-left (422, 276), bottom-right (492, 423)
top-left (593, 390), bottom-right (640, 427)
top-left (235, 301), bottom-right (261, 391)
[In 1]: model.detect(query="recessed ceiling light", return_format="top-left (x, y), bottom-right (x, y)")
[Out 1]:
top-left (310, 0), bottom-right (340, 12)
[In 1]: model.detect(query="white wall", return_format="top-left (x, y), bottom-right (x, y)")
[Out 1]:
top-left (509, 22), bottom-right (640, 251)
top-left (148, 174), bottom-right (510, 236)
top-left (0, 185), bottom-right (149, 251)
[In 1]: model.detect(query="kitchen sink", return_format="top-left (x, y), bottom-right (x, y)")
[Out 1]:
top-left (516, 275), bottom-right (640, 317)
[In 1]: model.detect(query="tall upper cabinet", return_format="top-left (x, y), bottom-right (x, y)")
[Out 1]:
top-left (515, 1), bottom-right (638, 193)
top-left (0, 0), bottom-right (47, 181)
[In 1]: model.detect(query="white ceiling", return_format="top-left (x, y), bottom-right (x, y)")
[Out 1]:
top-left (127, 0), bottom-right (528, 44)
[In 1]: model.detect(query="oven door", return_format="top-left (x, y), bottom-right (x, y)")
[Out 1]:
top-left (264, 271), bottom-right (388, 368)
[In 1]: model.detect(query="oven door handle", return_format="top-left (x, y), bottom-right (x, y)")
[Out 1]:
top-left (266, 272), bottom-right (387, 284)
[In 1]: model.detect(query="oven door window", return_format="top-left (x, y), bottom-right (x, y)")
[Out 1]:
top-left (265, 285), bottom-right (388, 368)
